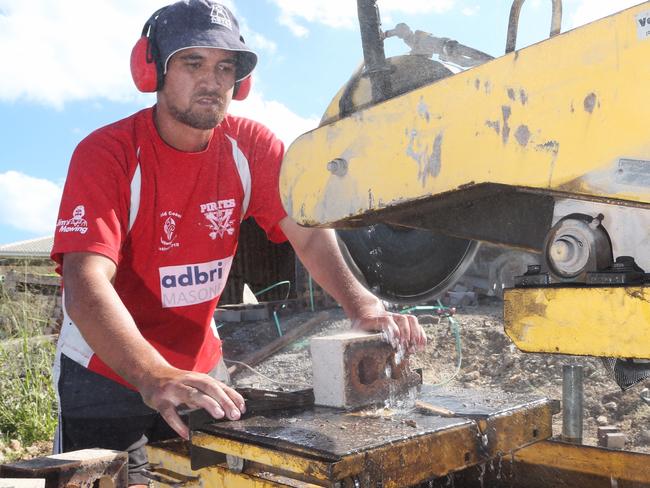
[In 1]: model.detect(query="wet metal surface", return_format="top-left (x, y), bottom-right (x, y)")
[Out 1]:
top-left (194, 385), bottom-right (553, 462)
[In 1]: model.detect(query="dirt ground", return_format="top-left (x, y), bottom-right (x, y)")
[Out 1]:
top-left (225, 301), bottom-right (650, 454)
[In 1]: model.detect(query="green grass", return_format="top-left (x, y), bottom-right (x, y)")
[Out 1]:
top-left (0, 336), bottom-right (57, 446)
top-left (0, 276), bottom-right (58, 449)
top-left (0, 271), bottom-right (57, 340)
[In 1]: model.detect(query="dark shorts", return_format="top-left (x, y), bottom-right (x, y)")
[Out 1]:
top-left (57, 354), bottom-right (177, 486)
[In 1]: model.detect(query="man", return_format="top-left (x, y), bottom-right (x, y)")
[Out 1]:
top-left (51, 1), bottom-right (426, 485)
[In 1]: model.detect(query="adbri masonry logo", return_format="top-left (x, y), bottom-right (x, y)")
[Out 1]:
top-left (159, 257), bottom-right (233, 308)
top-left (200, 199), bottom-right (236, 240)
top-left (210, 4), bottom-right (232, 30)
top-left (159, 210), bottom-right (181, 252)
top-left (57, 205), bottom-right (88, 235)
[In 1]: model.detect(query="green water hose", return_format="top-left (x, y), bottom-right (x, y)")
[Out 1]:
top-left (253, 281), bottom-right (293, 337)
top-left (308, 274), bottom-right (315, 312)
top-left (254, 280), bottom-right (291, 300)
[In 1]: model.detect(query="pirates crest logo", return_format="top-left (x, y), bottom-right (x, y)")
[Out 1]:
top-left (200, 199), bottom-right (236, 240)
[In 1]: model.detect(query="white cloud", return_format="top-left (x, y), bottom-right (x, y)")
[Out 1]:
top-left (461, 5), bottom-right (480, 16)
top-left (570, 1), bottom-right (641, 28)
top-left (248, 32), bottom-right (278, 54)
top-left (0, 0), bottom-right (273, 109)
top-left (0, 171), bottom-right (62, 235)
top-left (0, 0), bottom-right (162, 108)
top-left (279, 12), bottom-right (311, 38)
top-left (271, 0), bottom-right (455, 37)
top-left (380, 0), bottom-right (455, 15)
top-left (229, 91), bottom-right (320, 147)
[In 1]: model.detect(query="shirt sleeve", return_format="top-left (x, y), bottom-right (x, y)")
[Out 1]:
top-left (51, 132), bottom-right (131, 273)
top-left (242, 121), bottom-right (288, 243)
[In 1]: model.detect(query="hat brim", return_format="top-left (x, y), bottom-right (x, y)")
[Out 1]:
top-left (162, 29), bottom-right (257, 81)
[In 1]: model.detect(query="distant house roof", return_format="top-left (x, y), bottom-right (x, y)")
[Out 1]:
top-left (0, 236), bottom-right (53, 259)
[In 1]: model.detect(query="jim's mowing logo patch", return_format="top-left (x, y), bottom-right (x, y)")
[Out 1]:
top-left (57, 205), bottom-right (88, 234)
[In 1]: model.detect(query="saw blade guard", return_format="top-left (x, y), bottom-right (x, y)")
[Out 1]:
top-left (323, 55), bottom-right (483, 303)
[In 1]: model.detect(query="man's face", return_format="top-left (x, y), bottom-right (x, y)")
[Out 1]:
top-left (158, 47), bottom-right (237, 130)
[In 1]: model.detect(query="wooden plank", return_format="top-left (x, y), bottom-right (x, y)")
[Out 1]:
top-left (514, 440), bottom-right (650, 484)
top-left (227, 311), bottom-right (330, 375)
top-left (0, 449), bottom-right (127, 488)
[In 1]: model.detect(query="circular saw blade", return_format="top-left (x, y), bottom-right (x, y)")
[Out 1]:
top-left (337, 224), bottom-right (479, 304)
top-left (324, 55), bottom-right (479, 304)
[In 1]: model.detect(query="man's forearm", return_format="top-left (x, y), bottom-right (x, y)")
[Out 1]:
top-left (280, 218), bottom-right (427, 351)
top-left (279, 220), bottom-right (382, 318)
top-left (63, 255), bottom-right (172, 390)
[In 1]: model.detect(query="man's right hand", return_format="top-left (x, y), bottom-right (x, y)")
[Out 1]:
top-left (63, 252), bottom-right (246, 439)
top-left (63, 252), bottom-right (246, 440)
top-left (138, 367), bottom-right (246, 439)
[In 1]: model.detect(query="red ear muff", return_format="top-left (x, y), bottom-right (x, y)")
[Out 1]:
top-left (130, 7), bottom-right (166, 93)
top-left (233, 75), bottom-right (252, 101)
top-left (130, 37), bottom-right (159, 93)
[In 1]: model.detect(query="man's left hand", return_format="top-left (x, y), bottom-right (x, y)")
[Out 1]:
top-left (352, 309), bottom-right (427, 354)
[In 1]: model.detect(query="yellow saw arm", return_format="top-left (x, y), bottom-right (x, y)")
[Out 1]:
top-left (280, 2), bottom-right (650, 229)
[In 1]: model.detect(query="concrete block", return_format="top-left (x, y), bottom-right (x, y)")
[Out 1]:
top-left (241, 304), bottom-right (269, 322)
top-left (605, 433), bottom-right (627, 450)
top-left (310, 332), bottom-right (421, 409)
top-left (214, 307), bottom-right (242, 322)
top-left (215, 304), bottom-right (269, 322)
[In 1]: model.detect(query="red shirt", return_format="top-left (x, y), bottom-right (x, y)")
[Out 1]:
top-left (52, 107), bottom-right (287, 387)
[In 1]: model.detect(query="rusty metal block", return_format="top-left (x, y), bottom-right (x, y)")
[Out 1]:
top-left (0, 449), bottom-right (127, 488)
top-left (310, 332), bottom-right (421, 408)
top-left (597, 425), bottom-right (620, 447)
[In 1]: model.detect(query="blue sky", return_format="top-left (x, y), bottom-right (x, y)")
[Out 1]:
top-left (0, 0), bottom-right (641, 244)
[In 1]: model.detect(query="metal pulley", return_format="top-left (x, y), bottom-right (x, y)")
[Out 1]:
top-left (543, 213), bottom-right (613, 282)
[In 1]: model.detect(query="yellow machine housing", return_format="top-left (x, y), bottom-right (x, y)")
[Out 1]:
top-left (281, 3), bottom-right (650, 232)
top-left (280, 2), bottom-right (650, 362)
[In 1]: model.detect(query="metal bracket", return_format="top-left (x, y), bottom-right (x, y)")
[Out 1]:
top-left (141, 464), bottom-right (199, 488)
top-left (384, 23), bottom-right (493, 67)
top-left (226, 454), bottom-right (245, 473)
top-left (506, 0), bottom-right (562, 53)
top-left (356, 0), bottom-right (392, 103)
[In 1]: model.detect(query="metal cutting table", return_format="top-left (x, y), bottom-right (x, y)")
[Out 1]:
top-left (146, 385), bottom-right (559, 487)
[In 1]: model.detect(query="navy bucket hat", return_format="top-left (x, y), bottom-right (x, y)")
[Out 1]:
top-left (155, 0), bottom-right (257, 81)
